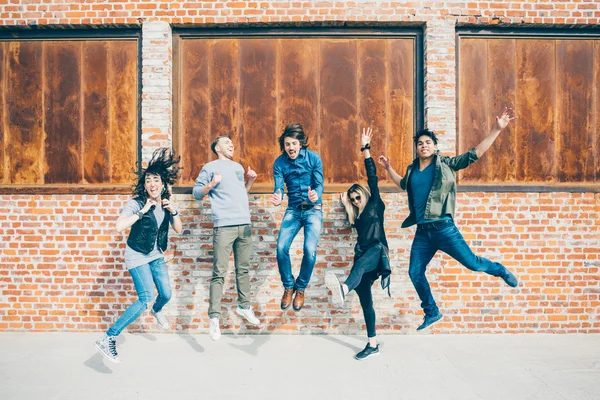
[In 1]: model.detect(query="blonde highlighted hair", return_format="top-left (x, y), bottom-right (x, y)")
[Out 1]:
top-left (341, 184), bottom-right (371, 225)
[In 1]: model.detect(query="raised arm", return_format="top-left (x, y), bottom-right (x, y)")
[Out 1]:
top-left (378, 155), bottom-right (403, 190)
top-left (474, 107), bottom-right (516, 158)
top-left (361, 127), bottom-right (382, 202)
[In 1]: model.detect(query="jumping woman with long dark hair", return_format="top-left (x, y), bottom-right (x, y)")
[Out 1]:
top-left (325, 127), bottom-right (391, 361)
top-left (94, 148), bottom-right (182, 363)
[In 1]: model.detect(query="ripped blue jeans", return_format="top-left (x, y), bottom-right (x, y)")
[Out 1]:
top-left (107, 258), bottom-right (172, 336)
top-left (276, 207), bottom-right (323, 291)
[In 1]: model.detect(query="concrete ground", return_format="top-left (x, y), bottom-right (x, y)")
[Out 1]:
top-left (0, 332), bottom-right (599, 400)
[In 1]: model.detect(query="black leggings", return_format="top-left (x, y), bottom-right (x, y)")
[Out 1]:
top-left (344, 246), bottom-right (382, 338)
top-left (355, 274), bottom-right (377, 338)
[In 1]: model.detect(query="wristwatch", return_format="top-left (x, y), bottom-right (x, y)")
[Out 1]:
top-left (171, 210), bottom-right (179, 217)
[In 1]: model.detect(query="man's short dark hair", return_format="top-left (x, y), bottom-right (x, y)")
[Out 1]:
top-left (278, 123), bottom-right (309, 152)
top-left (414, 129), bottom-right (438, 146)
top-left (211, 135), bottom-right (232, 155)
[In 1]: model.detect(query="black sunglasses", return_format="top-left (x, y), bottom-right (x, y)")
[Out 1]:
top-left (350, 195), bottom-right (361, 203)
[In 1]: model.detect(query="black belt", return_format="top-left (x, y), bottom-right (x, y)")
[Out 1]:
top-left (417, 219), bottom-right (452, 231)
top-left (299, 204), bottom-right (322, 210)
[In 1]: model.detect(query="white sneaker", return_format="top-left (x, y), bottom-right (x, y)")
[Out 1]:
top-left (209, 317), bottom-right (221, 341)
top-left (325, 271), bottom-right (345, 307)
top-left (235, 305), bottom-right (260, 325)
top-left (151, 309), bottom-right (171, 330)
top-left (94, 334), bottom-right (120, 364)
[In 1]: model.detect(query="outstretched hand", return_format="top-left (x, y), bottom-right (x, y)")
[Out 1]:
top-left (378, 155), bottom-right (391, 170)
top-left (361, 127), bottom-right (373, 147)
top-left (494, 107), bottom-right (517, 131)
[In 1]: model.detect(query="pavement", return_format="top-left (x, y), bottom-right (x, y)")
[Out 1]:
top-left (1, 332), bottom-right (599, 400)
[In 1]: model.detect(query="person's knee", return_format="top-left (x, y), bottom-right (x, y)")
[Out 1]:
top-left (161, 288), bottom-right (172, 303)
top-left (277, 243), bottom-right (292, 257)
top-left (408, 265), bottom-right (424, 282)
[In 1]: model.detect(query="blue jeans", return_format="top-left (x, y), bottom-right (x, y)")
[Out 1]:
top-left (408, 220), bottom-right (506, 317)
top-left (276, 207), bottom-right (323, 290)
top-left (107, 258), bottom-right (172, 336)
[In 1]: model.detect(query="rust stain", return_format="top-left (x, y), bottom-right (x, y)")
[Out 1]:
top-left (6, 41), bottom-right (44, 184)
top-left (83, 40), bottom-right (110, 184)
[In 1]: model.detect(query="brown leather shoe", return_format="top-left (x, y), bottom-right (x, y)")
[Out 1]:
top-left (281, 288), bottom-right (294, 310)
top-left (292, 290), bottom-right (305, 311)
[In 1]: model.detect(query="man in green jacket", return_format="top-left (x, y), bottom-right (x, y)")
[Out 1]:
top-left (380, 107), bottom-right (519, 331)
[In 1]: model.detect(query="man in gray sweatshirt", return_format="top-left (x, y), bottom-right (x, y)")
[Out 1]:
top-left (193, 135), bottom-right (260, 341)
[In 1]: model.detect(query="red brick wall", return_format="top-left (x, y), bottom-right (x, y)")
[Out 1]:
top-left (0, 193), bottom-right (598, 333)
top-left (0, 1), bottom-right (599, 334)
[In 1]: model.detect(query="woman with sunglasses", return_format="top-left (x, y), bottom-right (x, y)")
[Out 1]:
top-left (325, 127), bottom-right (391, 361)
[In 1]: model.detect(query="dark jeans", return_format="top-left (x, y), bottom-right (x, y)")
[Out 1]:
top-left (345, 246), bottom-right (382, 338)
top-left (409, 220), bottom-right (506, 317)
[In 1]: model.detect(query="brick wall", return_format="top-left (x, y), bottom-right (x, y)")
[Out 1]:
top-left (0, 1), bottom-right (599, 334)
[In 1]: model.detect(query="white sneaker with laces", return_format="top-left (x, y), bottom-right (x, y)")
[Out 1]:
top-left (151, 309), bottom-right (171, 330)
top-left (235, 305), bottom-right (260, 325)
top-left (94, 334), bottom-right (120, 364)
top-left (209, 317), bottom-right (221, 341)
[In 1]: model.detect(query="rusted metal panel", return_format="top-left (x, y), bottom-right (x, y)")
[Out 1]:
top-left (44, 41), bottom-right (82, 184)
top-left (239, 39), bottom-right (277, 182)
top-left (108, 40), bottom-right (137, 184)
top-left (556, 39), bottom-right (594, 182)
top-left (596, 41), bottom-right (600, 181)
top-left (487, 39), bottom-right (517, 183)
top-left (459, 38), bottom-right (488, 183)
top-left (516, 39), bottom-right (556, 183)
top-left (387, 39), bottom-right (415, 182)
top-left (83, 41), bottom-right (110, 184)
top-left (6, 41), bottom-right (44, 184)
top-left (358, 39), bottom-right (387, 182)
top-left (180, 39), bottom-right (210, 183)
top-left (320, 40), bottom-right (358, 184)
top-left (0, 42), bottom-right (4, 183)
top-left (209, 39), bottom-right (239, 144)
top-left (177, 36), bottom-right (416, 188)
top-left (278, 39), bottom-right (319, 154)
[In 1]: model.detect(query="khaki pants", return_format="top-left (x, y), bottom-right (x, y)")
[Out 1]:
top-left (209, 224), bottom-right (252, 318)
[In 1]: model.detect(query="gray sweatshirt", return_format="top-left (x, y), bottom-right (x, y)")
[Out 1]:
top-left (193, 159), bottom-right (251, 227)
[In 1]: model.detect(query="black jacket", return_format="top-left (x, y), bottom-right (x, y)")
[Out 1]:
top-left (126, 197), bottom-right (171, 254)
top-left (353, 157), bottom-right (391, 293)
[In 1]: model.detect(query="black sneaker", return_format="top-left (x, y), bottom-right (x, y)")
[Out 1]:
top-left (94, 334), bottom-right (120, 363)
top-left (416, 313), bottom-right (443, 331)
top-left (355, 343), bottom-right (379, 360)
top-left (501, 268), bottom-right (519, 288)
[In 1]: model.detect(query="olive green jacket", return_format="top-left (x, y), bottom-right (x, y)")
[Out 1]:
top-left (399, 148), bottom-right (479, 228)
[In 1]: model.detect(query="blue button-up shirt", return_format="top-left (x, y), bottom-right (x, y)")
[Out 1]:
top-left (273, 148), bottom-right (324, 208)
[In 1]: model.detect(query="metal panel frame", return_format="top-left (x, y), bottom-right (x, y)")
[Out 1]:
top-left (456, 26), bottom-right (600, 193)
top-left (0, 27), bottom-right (142, 194)
top-left (172, 26), bottom-right (424, 194)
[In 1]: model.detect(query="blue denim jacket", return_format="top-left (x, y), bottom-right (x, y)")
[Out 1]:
top-left (273, 148), bottom-right (324, 208)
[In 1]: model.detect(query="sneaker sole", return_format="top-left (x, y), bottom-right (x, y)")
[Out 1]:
top-left (94, 342), bottom-right (120, 364)
top-left (325, 272), bottom-right (344, 307)
top-left (355, 351), bottom-right (380, 361)
top-left (417, 315), bottom-right (444, 331)
top-left (235, 308), bottom-right (261, 325)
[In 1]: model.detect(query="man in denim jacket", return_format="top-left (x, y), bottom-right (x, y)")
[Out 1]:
top-left (380, 108), bottom-right (519, 331)
top-left (270, 123), bottom-right (324, 311)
